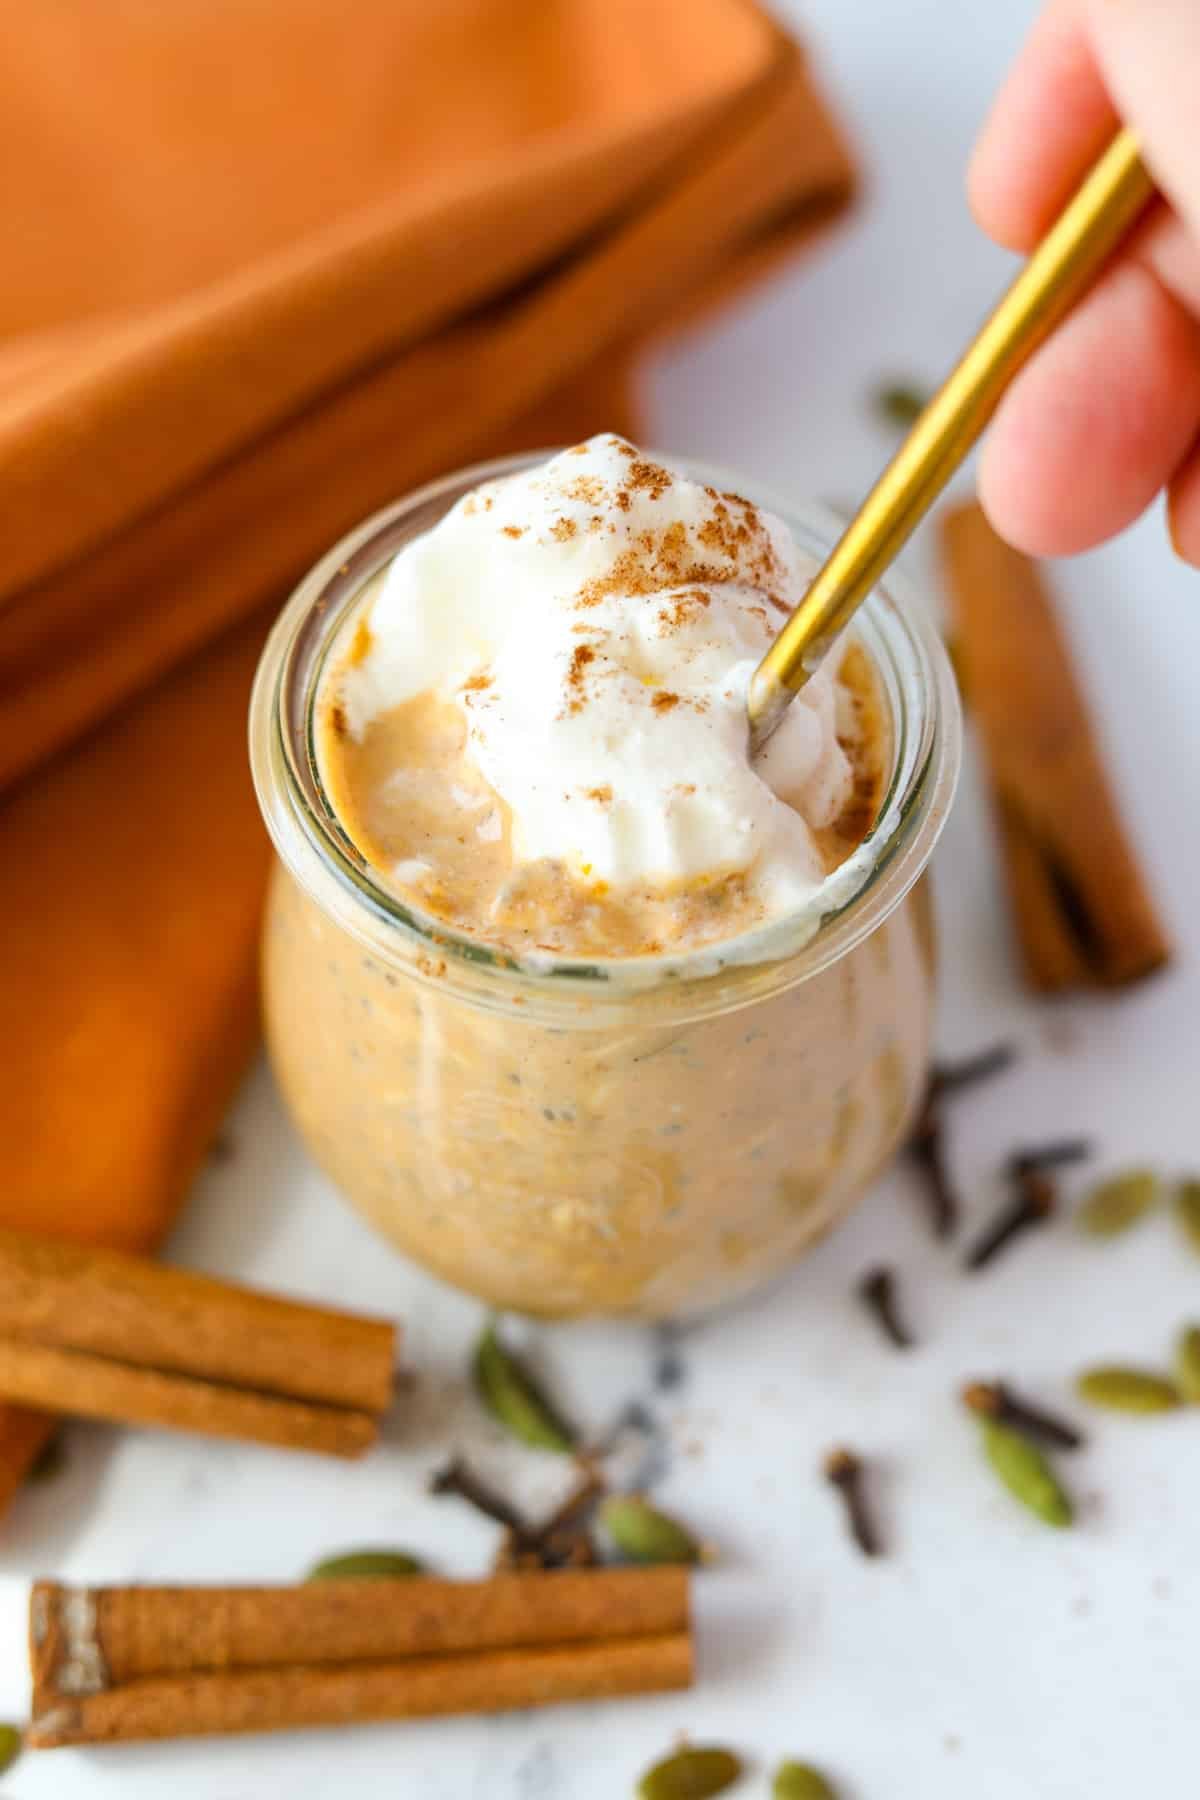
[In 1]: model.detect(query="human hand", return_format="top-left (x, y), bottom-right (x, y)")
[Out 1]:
top-left (970, 0), bottom-right (1200, 566)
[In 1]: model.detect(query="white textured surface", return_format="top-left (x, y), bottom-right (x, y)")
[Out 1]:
top-left (4, 1), bottom-right (1200, 1794)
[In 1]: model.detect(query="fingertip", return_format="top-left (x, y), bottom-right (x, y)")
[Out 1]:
top-left (966, 135), bottom-right (1030, 255)
top-left (967, 1), bottom-right (1117, 254)
top-left (977, 426), bottom-right (1096, 558)
top-left (979, 260), bottom-right (1200, 558)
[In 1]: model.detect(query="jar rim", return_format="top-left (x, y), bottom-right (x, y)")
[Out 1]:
top-left (249, 448), bottom-right (961, 1022)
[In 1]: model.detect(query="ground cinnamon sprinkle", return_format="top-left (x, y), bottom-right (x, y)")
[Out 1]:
top-left (461, 674), bottom-right (493, 692)
top-left (615, 490), bottom-right (632, 512)
top-left (627, 459), bottom-right (673, 500)
top-left (697, 502), bottom-right (748, 556)
top-left (501, 525), bottom-right (525, 539)
top-left (697, 498), bottom-right (781, 596)
top-left (565, 475), bottom-right (605, 505)
top-left (651, 691), bottom-right (680, 713)
top-left (655, 522), bottom-right (695, 584)
top-left (577, 533), bottom-right (726, 607)
top-left (585, 785), bottom-right (612, 804)
top-left (657, 588), bottom-right (711, 632)
top-left (551, 517), bottom-right (577, 542)
top-left (565, 644), bottom-right (596, 712)
top-left (576, 549), bottom-right (642, 608)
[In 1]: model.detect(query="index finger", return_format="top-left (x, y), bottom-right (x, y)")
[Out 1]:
top-left (968, 1), bottom-right (1118, 252)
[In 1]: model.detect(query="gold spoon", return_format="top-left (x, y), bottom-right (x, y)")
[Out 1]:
top-left (747, 127), bottom-right (1155, 755)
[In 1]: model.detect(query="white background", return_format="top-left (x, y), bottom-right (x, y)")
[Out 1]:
top-left (3, 1), bottom-right (1200, 1794)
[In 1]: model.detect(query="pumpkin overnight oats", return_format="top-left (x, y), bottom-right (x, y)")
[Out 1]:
top-left (251, 438), bottom-right (959, 1318)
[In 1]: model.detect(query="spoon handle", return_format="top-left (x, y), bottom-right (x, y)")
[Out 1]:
top-left (748, 127), bottom-right (1154, 753)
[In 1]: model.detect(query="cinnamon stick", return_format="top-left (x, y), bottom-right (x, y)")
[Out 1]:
top-left (28, 1635), bottom-right (693, 1746)
top-left (0, 1340), bottom-right (377, 1459)
top-left (941, 502), bottom-right (1169, 991)
top-left (0, 1226), bottom-right (394, 1413)
top-left (30, 1569), bottom-right (689, 1687)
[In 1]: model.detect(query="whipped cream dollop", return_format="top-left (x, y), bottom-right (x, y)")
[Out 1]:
top-left (340, 435), bottom-right (855, 911)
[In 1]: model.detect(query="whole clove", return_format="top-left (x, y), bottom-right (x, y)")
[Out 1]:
top-left (965, 1168), bottom-right (1057, 1272)
top-left (429, 1456), bottom-right (532, 1538)
top-left (857, 1266), bottom-right (914, 1349)
top-left (908, 1042), bottom-right (1018, 1240)
top-left (823, 1447), bottom-right (881, 1558)
top-left (528, 1466), bottom-right (606, 1569)
top-left (1008, 1139), bottom-right (1093, 1177)
top-left (537, 1528), bottom-right (599, 1569)
top-left (907, 1099), bottom-right (959, 1239)
top-left (491, 1527), bottom-right (538, 1572)
top-left (929, 1042), bottom-right (1018, 1099)
top-left (962, 1380), bottom-right (1084, 1451)
top-left (432, 1456), bottom-right (606, 1571)
top-left (536, 1465), bottom-right (605, 1537)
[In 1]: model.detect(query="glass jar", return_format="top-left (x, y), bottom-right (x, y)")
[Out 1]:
top-left (250, 454), bottom-right (960, 1320)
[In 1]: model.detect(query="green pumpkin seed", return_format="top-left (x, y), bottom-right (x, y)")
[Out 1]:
top-left (600, 1494), bottom-right (701, 1565)
top-left (980, 1419), bottom-right (1072, 1527)
top-left (871, 382), bottom-right (929, 429)
top-left (472, 1319), bottom-right (574, 1453)
top-left (1175, 1179), bottom-right (1200, 1254)
top-left (306, 1549), bottom-right (424, 1581)
top-left (1173, 1327), bottom-right (1200, 1404)
top-left (773, 1760), bottom-right (837, 1799)
top-left (1077, 1168), bottom-right (1159, 1236)
top-left (0, 1723), bottom-right (22, 1775)
top-left (637, 1746), bottom-right (742, 1799)
top-left (1076, 1366), bottom-right (1182, 1414)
